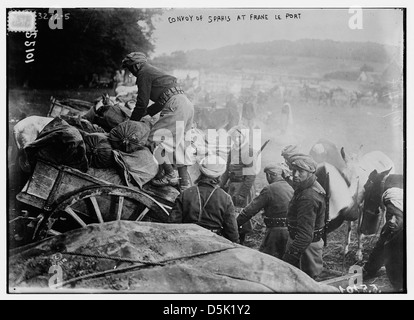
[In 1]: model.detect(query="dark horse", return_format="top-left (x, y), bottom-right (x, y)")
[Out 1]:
top-left (362, 169), bottom-right (404, 291)
top-left (362, 168), bottom-right (403, 218)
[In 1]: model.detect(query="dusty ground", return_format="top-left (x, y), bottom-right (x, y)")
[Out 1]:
top-left (7, 88), bottom-right (404, 294)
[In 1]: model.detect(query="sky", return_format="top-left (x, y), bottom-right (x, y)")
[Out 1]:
top-left (151, 8), bottom-right (404, 56)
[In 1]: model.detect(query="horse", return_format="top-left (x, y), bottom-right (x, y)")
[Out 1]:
top-left (310, 139), bottom-right (395, 261)
top-left (362, 168), bottom-right (403, 226)
top-left (315, 162), bottom-right (360, 259)
top-left (310, 138), bottom-right (348, 174)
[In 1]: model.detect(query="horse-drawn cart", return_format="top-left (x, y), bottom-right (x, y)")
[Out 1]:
top-left (10, 95), bottom-right (200, 248)
top-left (15, 159), bottom-right (174, 243)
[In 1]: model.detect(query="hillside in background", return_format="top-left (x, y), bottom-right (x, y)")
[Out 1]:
top-left (154, 39), bottom-right (401, 78)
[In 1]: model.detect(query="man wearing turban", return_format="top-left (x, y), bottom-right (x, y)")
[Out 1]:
top-left (170, 155), bottom-right (239, 243)
top-left (237, 163), bottom-right (294, 258)
top-left (281, 144), bottom-right (308, 169)
top-left (363, 186), bottom-right (404, 292)
top-left (282, 154), bottom-right (327, 279)
top-left (122, 52), bottom-right (194, 191)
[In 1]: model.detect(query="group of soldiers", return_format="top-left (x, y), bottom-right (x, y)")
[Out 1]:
top-left (169, 140), bottom-right (326, 279)
top-left (121, 51), bottom-right (329, 279)
top-left (121, 51), bottom-right (401, 286)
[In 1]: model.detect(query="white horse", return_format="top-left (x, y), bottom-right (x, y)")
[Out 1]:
top-left (314, 145), bottom-right (395, 262)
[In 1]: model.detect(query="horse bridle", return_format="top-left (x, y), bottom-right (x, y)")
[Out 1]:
top-left (364, 172), bottom-right (389, 213)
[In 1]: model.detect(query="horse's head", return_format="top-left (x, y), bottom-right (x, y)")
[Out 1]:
top-left (362, 167), bottom-right (393, 217)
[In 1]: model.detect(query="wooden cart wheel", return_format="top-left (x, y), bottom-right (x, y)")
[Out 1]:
top-left (33, 185), bottom-right (170, 240)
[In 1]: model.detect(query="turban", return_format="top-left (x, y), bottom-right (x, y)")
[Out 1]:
top-left (290, 155), bottom-right (317, 173)
top-left (122, 52), bottom-right (147, 68)
top-left (199, 155), bottom-right (227, 178)
top-left (264, 162), bottom-right (288, 176)
top-left (281, 144), bottom-right (300, 160)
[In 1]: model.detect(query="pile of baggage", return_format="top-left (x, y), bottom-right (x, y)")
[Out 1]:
top-left (13, 95), bottom-right (158, 190)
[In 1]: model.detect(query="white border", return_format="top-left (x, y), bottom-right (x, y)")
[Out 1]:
top-left (1, 0), bottom-right (411, 301)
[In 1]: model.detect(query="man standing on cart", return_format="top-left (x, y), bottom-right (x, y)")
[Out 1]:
top-left (121, 52), bottom-right (194, 191)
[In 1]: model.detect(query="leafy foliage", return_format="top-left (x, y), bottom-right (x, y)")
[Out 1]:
top-left (7, 8), bottom-right (161, 88)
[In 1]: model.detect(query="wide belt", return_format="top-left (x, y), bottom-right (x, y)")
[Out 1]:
top-left (158, 86), bottom-right (184, 106)
top-left (263, 217), bottom-right (287, 228)
top-left (288, 224), bottom-right (325, 243)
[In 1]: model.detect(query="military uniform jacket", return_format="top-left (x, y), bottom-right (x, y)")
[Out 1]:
top-left (132, 63), bottom-right (178, 120)
top-left (237, 177), bottom-right (294, 226)
top-left (221, 146), bottom-right (257, 199)
top-left (170, 179), bottom-right (239, 243)
top-left (286, 175), bottom-right (326, 254)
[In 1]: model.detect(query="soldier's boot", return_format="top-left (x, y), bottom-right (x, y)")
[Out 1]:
top-left (151, 163), bottom-right (179, 187)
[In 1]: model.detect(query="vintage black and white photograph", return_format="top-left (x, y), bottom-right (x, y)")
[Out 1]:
top-left (5, 3), bottom-right (407, 298)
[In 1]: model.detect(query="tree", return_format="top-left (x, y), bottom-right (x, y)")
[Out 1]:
top-left (7, 8), bottom-right (161, 88)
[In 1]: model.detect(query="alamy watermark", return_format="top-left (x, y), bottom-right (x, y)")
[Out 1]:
top-left (338, 265), bottom-right (381, 293)
top-left (48, 253), bottom-right (66, 289)
top-left (152, 125), bottom-right (263, 174)
top-left (348, 7), bottom-right (363, 30)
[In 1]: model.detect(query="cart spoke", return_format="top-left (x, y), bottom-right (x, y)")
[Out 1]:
top-left (116, 196), bottom-right (124, 221)
top-left (39, 186), bottom-right (170, 240)
top-left (136, 207), bottom-right (149, 221)
top-left (65, 207), bottom-right (87, 227)
top-left (90, 196), bottom-right (104, 223)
